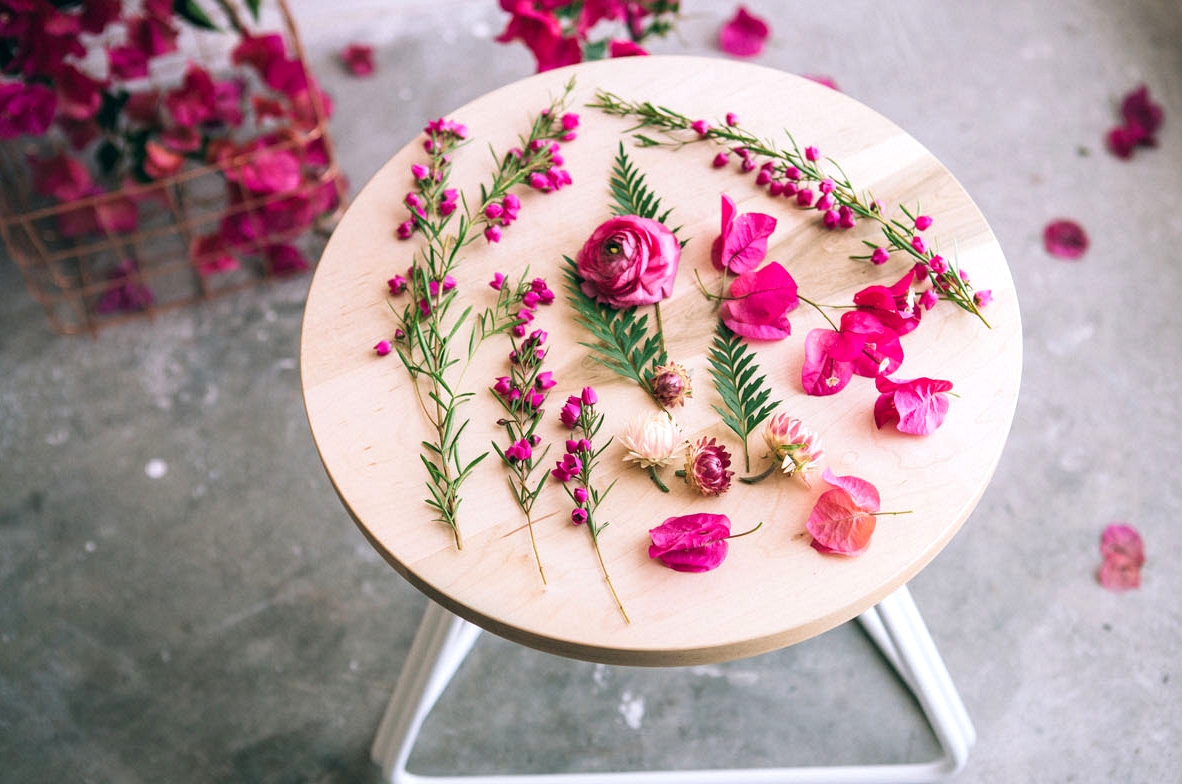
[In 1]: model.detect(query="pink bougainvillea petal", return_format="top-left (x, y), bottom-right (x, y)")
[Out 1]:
top-left (839, 310), bottom-right (903, 378)
top-left (719, 6), bottom-right (770, 58)
top-left (648, 513), bottom-right (732, 572)
top-left (821, 468), bottom-right (881, 513)
top-left (608, 39), bottom-right (648, 58)
top-left (874, 375), bottom-right (954, 435)
top-left (720, 261), bottom-right (798, 340)
top-left (1098, 523), bottom-right (1145, 591)
top-left (807, 489), bottom-right (876, 556)
top-left (804, 74), bottom-right (840, 91)
top-left (801, 328), bottom-right (863, 396)
top-left (1044, 219), bottom-right (1089, 259)
top-left (711, 193), bottom-right (777, 273)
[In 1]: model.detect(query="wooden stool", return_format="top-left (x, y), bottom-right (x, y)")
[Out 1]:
top-left (301, 56), bottom-right (1021, 783)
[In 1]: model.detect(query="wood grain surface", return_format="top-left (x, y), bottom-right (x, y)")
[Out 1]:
top-left (300, 55), bottom-right (1022, 666)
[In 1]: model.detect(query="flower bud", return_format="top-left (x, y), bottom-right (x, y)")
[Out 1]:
top-left (650, 362), bottom-right (692, 408)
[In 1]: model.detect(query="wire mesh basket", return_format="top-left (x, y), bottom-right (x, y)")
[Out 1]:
top-left (0, 0), bottom-right (347, 335)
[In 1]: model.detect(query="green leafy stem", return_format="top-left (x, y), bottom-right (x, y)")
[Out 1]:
top-left (707, 323), bottom-right (780, 472)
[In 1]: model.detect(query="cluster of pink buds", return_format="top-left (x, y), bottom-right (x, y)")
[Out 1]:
top-left (558, 386), bottom-right (596, 429)
top-left (376, 267), bottom-right (457, 346)
top-left (482, 193), bottom-right (521, 243)
top-left (503, 434), bottom-right (541, 463)
top-left (423, 117), bottom-right (468, 149)
top-left (492, 275), bottom-right (556, 337)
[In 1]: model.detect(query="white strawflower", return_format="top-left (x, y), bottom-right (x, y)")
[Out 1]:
top-left (618, 411), bottom-right (687, 468)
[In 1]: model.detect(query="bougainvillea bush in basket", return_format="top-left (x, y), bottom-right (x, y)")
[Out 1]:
top-left (0, 0), bottom-right (345, 334)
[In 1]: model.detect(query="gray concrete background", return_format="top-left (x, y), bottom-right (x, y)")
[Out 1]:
top-left (2, 1), bottom-right (1180, 782)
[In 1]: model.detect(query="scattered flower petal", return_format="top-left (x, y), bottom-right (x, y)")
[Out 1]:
top-left (1098, 523), bottom-right (1145, 591)
top-left (718, 6), bottom-right (770, 58)
top-left (710, 193), bottom-right (777, 274)
top-left (340, 43), bottom-right (375, 77)
top-left (720, 261), bottom-right (799, 340)
top-left (873, 375), bottom-right (954, 435)
top-left (1043, 219), bottom-right (1089, 260)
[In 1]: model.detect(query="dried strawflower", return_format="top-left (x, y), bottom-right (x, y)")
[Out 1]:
top-left (618, 411), bottom-right (687, 469)
top-left (762, 413), bottom-right (823, 481)
top-left (650, 362), bottom-right (692, 408)
top-left (683, 437), bottom-right (734, 496)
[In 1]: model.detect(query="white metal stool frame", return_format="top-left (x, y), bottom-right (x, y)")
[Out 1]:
top-left (370, 585), bottom-right (976, 784)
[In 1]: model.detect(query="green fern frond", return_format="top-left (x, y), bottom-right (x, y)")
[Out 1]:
top-left (563, 258), bottom-right (667, 404)
top-left (707, 323), bottom-right (780, 470)
top-left (609, 143), bottom-right (673, 223)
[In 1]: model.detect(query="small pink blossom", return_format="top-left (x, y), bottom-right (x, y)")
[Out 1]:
top-left (914, 214), bottom-right (933, 231)
top-left (551, 452), bottom-right (583, 482)
top-left (191, 233), bottom-right (239, 276)
top-left (609, 39), bottom-right (647, 58)
top-left (691, 119), bottom-right (711, 137)
top-left (571, 508), bottom-right (588, 525)
top-left (505, 438), bottom-right (532, 463)
top-left (374, 340), bottom-right (392, 356)
top-left (720, 261), bottom-right (799, 340)
top-left (0, 82), bottom-right (56, 139)
top-left (853, 270), bottom-right (922, 336)
top-left (340, 43), bottom-right (375, 77)
top-left (807, 468), bottom-right (881, 556)
top-left (484, 225), bottom-right (502, 243)
top-left (910, 235), bottom-right (927, 254)
top-left (648, 513), bottom-right (734, 572)
top-left (1098, 523), bottom-right (1145, 591)
top-left (712, 152), bottom-right (729, 168)
top-left (718, 6), bottom-right (770, 58)
top-left (873, 375), bottom-right (954, 435)
top-left (710, 193), bottom-right (777, 273)
top-left (573, 487), bottom-right (588, 505)
top-left (489, 272), bottom-right (506, 290)
top-left (870, 247), bottom-right (890, 265)
top-left (804, 146), bottom-right (820, 162)
top-left (795, 188), bottom-right (814, 207)
top-left (973, 289), bottom-right (993, 308)
top-left (1043, 219), bottom-right (1089, 260)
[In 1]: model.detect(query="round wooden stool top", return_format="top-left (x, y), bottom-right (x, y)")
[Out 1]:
top-left (301, 55), bottom-right (1022, 667)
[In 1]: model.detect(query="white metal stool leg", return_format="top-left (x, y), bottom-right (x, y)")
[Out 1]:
top-left (372, 585), bottom-right (975, 784)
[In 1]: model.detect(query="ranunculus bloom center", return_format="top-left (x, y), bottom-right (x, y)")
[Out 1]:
top-left (576, 215), bottom-right (680, 308)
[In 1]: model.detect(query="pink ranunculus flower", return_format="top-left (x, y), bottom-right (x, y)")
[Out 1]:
top-left (648, 513), bottom-right (733, 573)
top-left (720, 261), bottom-right (799, 340)
top-left (873, 375), bottom-right (954, 435)
top-left (576, 215), bottom-right (680, 308)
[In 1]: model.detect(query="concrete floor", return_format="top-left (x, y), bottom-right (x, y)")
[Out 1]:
top-left (2, 1), bottom-right (1180, 782)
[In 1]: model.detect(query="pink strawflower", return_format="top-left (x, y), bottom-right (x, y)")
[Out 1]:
top-left (1043, 219), bottom-right (1089, 259)
top-left (340, 43), bottom-right (375, 77)
top-left (650, 362), bottom-right (693, 408)
top-left (374, 340), bottom-right (392, 356)
top-left (807, 468), bottom-right (881, 556)
top-left (762, 413), bottom-right (824, 482)
top-left (683, 437), bottom-right (733, 496)
top-left (718, 6), bottom-right (770, 58)
top-left (874, 375), bottom-right (954, 435)
top-left (648, 513), bottom-right (734, 573)
top-left (1098, 523), bottom-right (1145, 591)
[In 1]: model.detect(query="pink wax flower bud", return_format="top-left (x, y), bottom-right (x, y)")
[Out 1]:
top-left (819, 179), bottom-right (835, 194)
top-left (838, 206), bottom-right (856, 229)
top-left (374, 340), bottom-right (392, 356)
top-left (489, 272), bottom-right (506, 290)
top-left (528, 172), bottom-right (548, 190)
top-left (740, 157), bottom-right (756, 172)
top-left (785, 166), bottom-right (802, 181)
top-left (394, 328), bottom-right (406, 340)
top-left (571, 508), bottom-right (588, 525)
top-left (929, 254), bottom-right (948, 274)
top-left (529, 434), bottom-right (542, 447)
top-left (726, 112), bottom-right (739, 126)
top-left (915, 214), bottom-right (933, 231)
top-left (782, 182), bottom-right (798, 197)
top-left (805, 146), bottom-right (821, 162)
top-left (528, 328), bottom-right (547, 345)
top-left (397, 220), bottom-right (415, 240)
top-left (581, 387), bottom-right (598, 406)
top-left (405, 192), bottom-right (422, 208)
top-left (505, 439), bottom-right (532, 463)
top-left (959, 269), bottom-right (971, 283)
top-left (565, 439), bottom-right (581, 453)
top-left (755, 169), bottom-right (772, 186)
top-left (525, 388), bottom-right (545, 409)
top-left (484, 225), bottom-right (502, 243)
top-left (712, 152), bottom-right (730, 168)
top-left (559, 400), bottom-right (581, 429)
top-left (768, 181), bottom-right (785, 197)
top-left (493, 376), bottom-right (513, 397)
top-left (439, 200), bottom-right (457, 216)
top-left (974, 289), bottom-right (993, 308)
top-left (535, 371), bottom-right (557, 390)
top-left (418, 298), bottom-right (431, 317)
top-left (796, 188), bottom-right (815, 207)
top-left (512, 324), bottom-right (526, 337)
top-left (411, 164), bottom-right (429, 179)
top-left (561, 112), bottom-right (580, 130)
top-left (919, 289), bottom-right (938, 311)
top-left (573, 487), bottom-right (588, 504)
top-left (521, 290), bottom-right (541, 310)
top-left (485, 202), bottom-right (503, 220)
top-left (871, 247), bottom-right (890, 265)
top-left (823, 209), bottom-right (840, 228)
top-left (503, 193), bottom-right (521, 212)
top-left (816, 193), bottom-right (835, 211)
top-left (387, 275), bottom-right (408, 294)
top-left (911, 236), bottom-right (927, 254)
top-left (691, 119), bottom-right (711, 137)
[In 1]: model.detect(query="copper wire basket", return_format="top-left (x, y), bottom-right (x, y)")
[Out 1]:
top-left (0, 0), bottom-right (347, 335)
